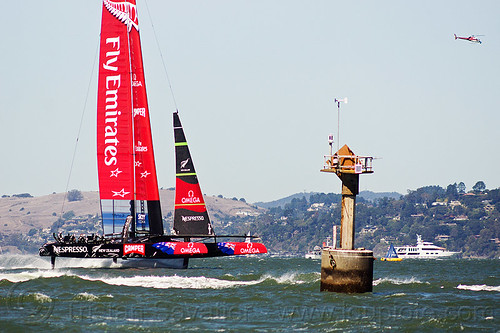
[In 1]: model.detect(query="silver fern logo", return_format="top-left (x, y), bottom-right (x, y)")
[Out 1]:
top-left (180, 158), bottom-right (191, 172)
top-left (180, 158), bottom-right (190, 169)
top-left (103, 0), bottom-right (139, 32)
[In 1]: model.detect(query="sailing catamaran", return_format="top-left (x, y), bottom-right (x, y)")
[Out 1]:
top-left (380, 244), bottom-right (402, 262)
top-left (39, 0), bottom-right (266, 268)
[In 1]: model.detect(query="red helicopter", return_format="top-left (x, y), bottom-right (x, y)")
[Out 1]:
top-left (454, 34), bottom-right (483, 44)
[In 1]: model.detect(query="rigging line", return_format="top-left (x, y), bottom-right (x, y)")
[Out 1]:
top-left (60, 41), bottom-right (100, 217)
top-left (143, 0), bottom-right (179, 111)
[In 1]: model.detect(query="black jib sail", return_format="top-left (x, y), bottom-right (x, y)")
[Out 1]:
top-left (173, 112), bottom-right (214, 235)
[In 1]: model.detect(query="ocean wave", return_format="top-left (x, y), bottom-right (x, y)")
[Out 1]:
top-left (261, 271), bottom-right (320, 285)
top-left (0, 268), bottom-right (318, 290)
top-left (74, 292), bottom-right (109, 301)
top-left (205, 316), bottom-right (227, 320)
top-left (124, 318), bottom-right (163, 323)
top-left (32, 292), bottom-right (53, 303)
top-left (384, 292), bottom-right (407, 298)
top-left (3, 291), bottom-right (54, 304)
top-left (373, 277), bottom-right (428, 286)
top-left (75, 270), bottom-right (319, 289)
top-left (263, 272), bottom-right (302, 284)
top-left (456, 284), bottom-right (500, 292)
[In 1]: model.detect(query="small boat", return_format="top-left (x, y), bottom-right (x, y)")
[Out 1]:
top-left (305, 236), bottom-right (334, 259)
top-left (394, 234), bottom-right (458, 259)
top-left (39, 0), bottom-right (266, 269)
top-left (380, 244), bottom-right (402, 261)
top-left (305, 246), bottom-right (322, 259)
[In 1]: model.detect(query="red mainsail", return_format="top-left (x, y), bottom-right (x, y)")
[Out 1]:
top-left (97, 0), bottom-right (161, 236)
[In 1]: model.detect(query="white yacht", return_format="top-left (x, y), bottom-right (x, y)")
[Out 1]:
top-left (394, 234), bottom-right (458, 259)
top-left (305, 246), bottom-right (322, 259)
top-left (305, 237), bottom-right (334, 259)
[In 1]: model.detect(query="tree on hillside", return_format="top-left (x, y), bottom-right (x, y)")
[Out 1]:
top-left (407, 186), bottom-right (445, 205)
top-left (457, 182), bottom-right (466, 194)
top-left (487, 189), bottom-right (500, 212)
top-left (67, 189), bottom-right (83, 202)
top-left (472, 181), bottom-right (486, 194)
top-left (62, 211), bottom-right (75, 220)
top-left (446, 183), bottom-right (458, 200)
top-left (309, 193), bottom-right (341, 205)
top-left (13, 193), bottom-right (32, 198)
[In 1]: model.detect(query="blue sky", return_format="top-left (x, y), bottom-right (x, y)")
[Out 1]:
top-left (1, 0), bottom-right (499, 203)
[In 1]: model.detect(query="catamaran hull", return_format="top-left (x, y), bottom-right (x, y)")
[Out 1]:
top-left (39, 239), bottom-right (266, 268)
top-left (380, 257), bottom-right (402, 261)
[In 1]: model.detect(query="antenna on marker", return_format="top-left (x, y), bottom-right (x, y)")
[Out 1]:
top-left (328, 133), bottom-right (334, 156)
top-left (334, 97), bottom-right (348, 151)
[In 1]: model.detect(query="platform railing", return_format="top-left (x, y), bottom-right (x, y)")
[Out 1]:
top-left (322, 155), bottom-right (374, 174)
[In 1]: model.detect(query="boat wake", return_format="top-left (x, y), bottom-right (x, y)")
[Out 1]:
top-left (0, 269), bottom-right (69, 283)
top-left (80, 274), bottom-right (265, 289)
top-left (0, 266), bottom-right (319, 290)
top-left (0, 254), bottom-right (53, 270)
top-left (0, 255), bottom-right (119, 270)
top-left (456, 284), bottom-right (500, 292)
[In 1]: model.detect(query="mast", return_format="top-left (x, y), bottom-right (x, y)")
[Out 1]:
top-left (173, 112), bottom-right (214, 235)
top-left (97, 0), bottom-right (163, 237)
top-left (127, 0), bottom-right (162, 235)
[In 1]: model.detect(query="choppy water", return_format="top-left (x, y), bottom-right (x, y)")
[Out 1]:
top-left (0, 255), bottom-right (498, 332)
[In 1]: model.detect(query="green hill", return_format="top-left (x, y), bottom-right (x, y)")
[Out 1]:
top-left (1, 184), bottom-right (499, 258)
top-left (243, 185), bottom-right (500, 258)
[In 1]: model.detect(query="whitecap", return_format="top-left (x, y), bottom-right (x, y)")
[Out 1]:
top-left (384, 292), bottom-right (406, 297)
top-left (205, 316), bottom-right (227, 320)
top-left (74, 292), bottom-right (99, 301)
top-left (125, 318), bottom-right (163, 323)
top-left (264, 272), bottom-right (303, 284)
top-left (261, 271), bottom-right (320, 285)
top-left (373, 277), bottom-right (428, 286)
top-left (456, 284), bottom-right (500, 292)
top-left (32, 292), bottom-right (52, 303)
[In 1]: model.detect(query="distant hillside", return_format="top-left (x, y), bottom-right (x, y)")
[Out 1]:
top-left (359, 191), bottom-right (402, 202)
top-left (4, 186), bottom-right (497, 258)
top-left (254, 191), bottom-right (402, 208)
top-left (0, 190), bottom-right (265, 253)
top-left (244, 186), bottom-right (500, 258)
top-left (254, 192), bottom-right (318, 209)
